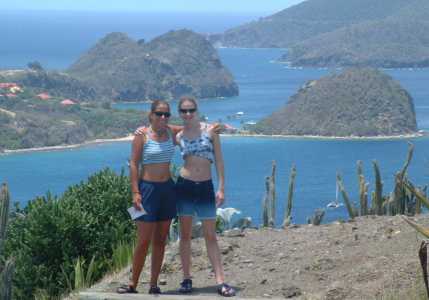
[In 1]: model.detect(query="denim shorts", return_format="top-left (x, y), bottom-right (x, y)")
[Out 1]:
top-left (135, 179), bottom-right (177, 222)
top-left (175, 176), bottom-right (216, 220)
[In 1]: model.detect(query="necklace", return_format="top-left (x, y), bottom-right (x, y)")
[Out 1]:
top-left (149, 126), bottom-right (167, 139)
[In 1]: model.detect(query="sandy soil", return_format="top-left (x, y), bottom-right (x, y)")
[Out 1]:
top-left (88, 214), bottom-right (429, 299)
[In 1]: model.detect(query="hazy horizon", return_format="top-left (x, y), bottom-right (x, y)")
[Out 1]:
top-left (0, 0), bottom-right (305, 14)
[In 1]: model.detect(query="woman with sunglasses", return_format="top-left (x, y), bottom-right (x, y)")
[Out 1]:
top-left (175, 96), bottom-right (236, 297)
top-left (118, 100), bottom-right (176, 294)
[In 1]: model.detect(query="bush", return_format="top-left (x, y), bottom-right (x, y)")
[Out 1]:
top-left (5, 168), bottom-right (134, 298)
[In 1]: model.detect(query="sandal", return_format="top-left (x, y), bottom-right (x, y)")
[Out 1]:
top-left (179, 278), bottom-right (193, 293)
top-left (117, 284), bottom-right (138, 294)
top-left (218, 283), bottom-right (236, 297)
top-left (148, 285), bottom-right (161, 294)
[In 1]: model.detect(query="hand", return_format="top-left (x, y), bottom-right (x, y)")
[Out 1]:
top-left (215, 190), bottom-right (225, 207)
top-left (210, 123), bottom-right (224, 134)
top-left (134, 126), bottom-right (147, 136)
top-left (132, 193), bottom-right (143, 210)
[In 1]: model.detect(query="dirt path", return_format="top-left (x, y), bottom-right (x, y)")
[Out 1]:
top-left (88, 215), bottom-right (428, 299)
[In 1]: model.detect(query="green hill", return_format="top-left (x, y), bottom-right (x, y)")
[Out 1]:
top-left (0, 70), bottom-right (97, 101)
top-left (209, 0), bottom-right (419, 48)
top-left (68, 30), bottom-right (238, 101)
top-left (0, 83), bottom-right (145, 151)
top-left (285, 15), bottom-right (429, 67)
top-left (210, 0), bottom-right (429, 67)
top-left (251, 68), bottom-right (417, 137)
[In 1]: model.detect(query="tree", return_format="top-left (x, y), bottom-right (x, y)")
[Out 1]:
top-left (27, 61), bottom-right (44, 72)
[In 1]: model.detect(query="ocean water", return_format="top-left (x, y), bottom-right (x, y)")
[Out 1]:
top-left (0, 10), bottom-right (259, 69)
top-left (1, 11), bottom-right (429, 225)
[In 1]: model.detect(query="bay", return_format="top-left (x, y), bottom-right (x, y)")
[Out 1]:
top-left (1, 12), bottom-right (429, 225)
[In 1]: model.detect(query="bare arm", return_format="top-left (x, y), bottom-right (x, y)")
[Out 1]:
top-left (168, 124), bottom-right (183, 145)
top-left (168, 124), bottom-right (183, 135)
top-left (211, 131), bottom-right (225, 207)
top-left (130, 134), bottom-right (144, 210)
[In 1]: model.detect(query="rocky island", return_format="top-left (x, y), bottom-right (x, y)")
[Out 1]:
top-left (251, 68), bottom-right (418, 137)
top-left (0, 29), bottom-right (239, 151)
top-left (67, 30), bottom-right (238, 101)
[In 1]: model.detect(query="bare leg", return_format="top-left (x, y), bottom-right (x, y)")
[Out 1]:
top-left (130, 221), bottom-right (155, 288)
top-left (179, 216), bottom-right (193, 279)
top-left (150, 219), bottom-right (172, 286)
top-left (202, 219), bottom-right (225, 284)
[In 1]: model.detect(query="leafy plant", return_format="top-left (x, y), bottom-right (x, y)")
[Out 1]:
top-left (0, 183), bottom-right (14, 300)
top-left (4, 168), bottom-right (135, 298)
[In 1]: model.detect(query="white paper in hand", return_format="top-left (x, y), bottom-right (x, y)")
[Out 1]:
top-left (127, 206), bottom-right (147, 220)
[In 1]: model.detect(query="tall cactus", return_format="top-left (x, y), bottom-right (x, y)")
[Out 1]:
top-left (262, 176), bottom-right (270, 227)
top-left (268, 161), bottom-right (276, 227)
top-left (0, 183), bottom-right (9, 250)
top-left (404, 180), bottom-right (429, 210)
top-left (372, 160), bottom-right (384, 215)
top-left (336, 173), bottom-right (357, 219)
top-left (0, 183), bottom-right (14, 300)
top-left (283, 165), bottom-right (296, 227)
top-left (356, 161), bottom-right (368, 216)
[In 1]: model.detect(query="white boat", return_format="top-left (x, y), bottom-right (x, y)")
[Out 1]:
top-left (245, 121), bottom-right (257, 125)
top-left (327, 201), bottom-right (343, 208)
top-left (327, 182), bottom-right (343, 208)
top-left (235, 111), bottom-right (244, 116)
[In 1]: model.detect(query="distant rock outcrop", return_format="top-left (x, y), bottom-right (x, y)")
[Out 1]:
top-left (253, 68), bottom-right (417, 137)
top-left (67, 30), bottom-right (238, 101)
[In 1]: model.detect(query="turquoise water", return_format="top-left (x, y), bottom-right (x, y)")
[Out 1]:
top-left (1, 136), bottom-right (428, 225)
top-left (1, 12), bottom-right (429, 225)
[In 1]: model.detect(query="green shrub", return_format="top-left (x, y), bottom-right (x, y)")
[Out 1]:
top-left (5, 168), bottom-right (134, 299)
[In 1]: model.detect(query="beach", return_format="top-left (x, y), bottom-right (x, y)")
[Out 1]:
top-left (2, 130), bottom-right (426, 156)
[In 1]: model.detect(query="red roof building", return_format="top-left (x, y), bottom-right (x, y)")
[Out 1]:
top-left (61, 99), bottom-right (76, 106)
top-left (0, 83), bottom-right (18, 89)
top-left (37, 93), bottom-right (51, 100)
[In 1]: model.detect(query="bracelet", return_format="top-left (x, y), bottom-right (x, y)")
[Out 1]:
top-left (132, 191), bottom-right (140, 194)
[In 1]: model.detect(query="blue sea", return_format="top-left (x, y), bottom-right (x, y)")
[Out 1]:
top-left (1, 11), bottom-right (429, 225)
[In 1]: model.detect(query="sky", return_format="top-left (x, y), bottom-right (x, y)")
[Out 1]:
top-left (0, 0), bottom-right (306, 14)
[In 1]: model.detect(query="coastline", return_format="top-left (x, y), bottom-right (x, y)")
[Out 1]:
top-left (225, 130), bottom-right (427, 140)
top-left (1, 135), bottom-right (134, 155)
top-left (1, 131), bottom-right (426, 155)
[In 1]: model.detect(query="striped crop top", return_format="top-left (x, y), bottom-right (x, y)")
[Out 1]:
top-left (142, 129), bottom-right (175, 165)
top-left (178, 127), bottom-right (214, 163)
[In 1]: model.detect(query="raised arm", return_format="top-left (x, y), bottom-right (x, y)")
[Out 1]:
top-left (130, 134), bottom-right (144, 210)
top-left (211, 131), bottom-right (225, 207)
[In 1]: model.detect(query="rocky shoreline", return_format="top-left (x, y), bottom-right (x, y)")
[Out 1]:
top-left (1, 131), bottom-right (426, 155)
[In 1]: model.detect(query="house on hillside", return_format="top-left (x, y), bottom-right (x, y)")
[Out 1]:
top-left (0, 83), bottom-right (22, 95)
top-left (61, 99), bottom-right (76, 106)
top-left (9, 86), bottom-right (22, 93)
top-left (37, 93), bottom-right (51, 100)
top-left (0, 83), bottom-right (18, 89)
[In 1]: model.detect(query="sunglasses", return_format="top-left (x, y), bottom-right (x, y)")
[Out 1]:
top-left (179, 108), bottom-right (197, 114)
top-left (153, 111), bottom-right (171, 118)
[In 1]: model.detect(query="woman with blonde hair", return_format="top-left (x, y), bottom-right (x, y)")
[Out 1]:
top-left (175, 96), bottom-right (235, 297)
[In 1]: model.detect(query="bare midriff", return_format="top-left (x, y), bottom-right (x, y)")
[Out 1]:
top-left (180, 156), bottom-right (212, 181)
top-left (141, 163), bottom-right (171, 182)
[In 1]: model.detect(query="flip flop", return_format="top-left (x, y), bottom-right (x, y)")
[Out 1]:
top-left (117, 284), bottom-right (138, 294)
top-left (218, 283), bottom-right (236, 297)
